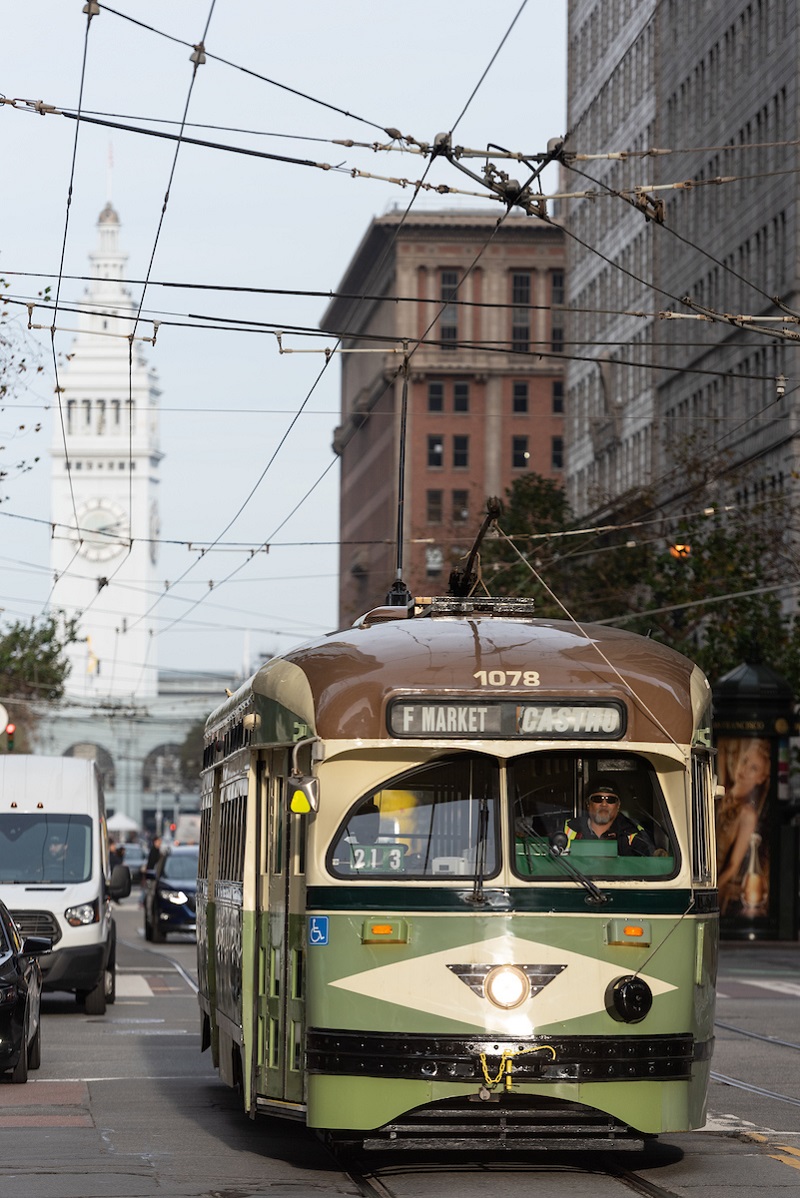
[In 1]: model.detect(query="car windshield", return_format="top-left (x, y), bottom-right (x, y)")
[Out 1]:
top-left (162, 853), bottom-right (198, 882)
top-left (0, 814), bottom-right (93, 883)
top-left (328, 754), bottom-right (499, 880)
top-left (509, 751), bottom-right (678, 879)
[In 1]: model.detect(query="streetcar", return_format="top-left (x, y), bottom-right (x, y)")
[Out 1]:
top-left (197, 594), bottom-right (718, 1150)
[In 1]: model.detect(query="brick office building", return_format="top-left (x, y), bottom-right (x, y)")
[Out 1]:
top-left (322, 210), bottom-right (565, 626)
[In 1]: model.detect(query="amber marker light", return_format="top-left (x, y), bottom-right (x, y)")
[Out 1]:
top-left (370, 925), bottom-right (393, 936)
top-left (623, 925), bottom-right (644, 937)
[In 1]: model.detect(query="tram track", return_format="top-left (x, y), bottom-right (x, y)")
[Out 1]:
top-left (711, 1072), bottom-right (800, 1107)
top-left (339, 1157), bottom-right (689, 1198)
top-left (714, 1019), bottom-right (800, 1052)
top-left (711, 1019), bottom-right (800, 1108)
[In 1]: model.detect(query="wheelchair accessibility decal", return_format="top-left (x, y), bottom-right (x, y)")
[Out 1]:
top-left (308, 916), bottom-right (329, 946)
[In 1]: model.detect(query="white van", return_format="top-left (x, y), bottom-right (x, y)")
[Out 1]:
top-left (0, 755), bottom-right (131, 1014)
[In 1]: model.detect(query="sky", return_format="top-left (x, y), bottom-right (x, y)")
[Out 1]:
top-left (0, 1), bottom-right (567, 684)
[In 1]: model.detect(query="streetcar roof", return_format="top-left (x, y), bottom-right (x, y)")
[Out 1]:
top-left (204, 609), bottom-right (709, 748)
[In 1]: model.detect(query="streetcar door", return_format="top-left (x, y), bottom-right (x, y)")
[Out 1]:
top-left (257, 752), bottom-right (305, 1104)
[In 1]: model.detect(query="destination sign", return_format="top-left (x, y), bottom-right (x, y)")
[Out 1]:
top-left (388, 699), bottom-right (625, 739)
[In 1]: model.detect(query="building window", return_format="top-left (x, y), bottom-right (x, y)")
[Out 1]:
top-left (426, 546), bottom-right (444, 579)
top-left (440, 270), bottom-right (459, 348)
top-left (453, 435), bottom-right (469, 469)
top-left (452, 489), bottom-right (469, 523)
top-left (428, 436), bottom-right (444, 468)
top-left (428, 381), bottom-right (444, 412)
top-left (552, 436), bottom-right (564, 470)
top-left (512, 436), bottom-right (530, 468)
top-left (426, 489), bottom-right (443, 523)
top-left (551, 270), bottom-right (565, 305)
top-left (453, 382), bottom-right (470, 412)
top-left (552, 380), bottom-right (564, 413)
top-left (551, 327), bottom-right (564, 354)
top-left (513, 381), bottom-right (529, 413)
top-left (511, 272), bottom-right (531, 352)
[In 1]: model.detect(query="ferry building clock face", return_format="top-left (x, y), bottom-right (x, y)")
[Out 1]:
top-left (72, 498), bottom-right (129, 561)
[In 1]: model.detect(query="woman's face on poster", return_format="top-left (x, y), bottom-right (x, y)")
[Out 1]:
top-left (730, 740), bottom-right (770, 798)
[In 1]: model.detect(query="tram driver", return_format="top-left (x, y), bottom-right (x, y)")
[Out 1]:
top-left (565, 783), bottom-right (656, 856)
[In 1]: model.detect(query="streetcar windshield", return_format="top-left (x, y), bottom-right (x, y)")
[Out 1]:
top-left (0, 814), bottom-right (93, 883)
top-left (510, 751), bottom-right (678, 879)
top-left (328, 753), bottom-right (500, 880)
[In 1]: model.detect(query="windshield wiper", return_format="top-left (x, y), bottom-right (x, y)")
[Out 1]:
top-left (470, 792), bottom-right (491, 905)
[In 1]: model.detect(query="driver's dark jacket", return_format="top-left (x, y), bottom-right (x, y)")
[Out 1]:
top-left (565, 812), bottom-right (654, 856)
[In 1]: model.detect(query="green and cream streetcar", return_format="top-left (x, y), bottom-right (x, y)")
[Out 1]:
top-left (197, 595), bottom-right (718, 1150)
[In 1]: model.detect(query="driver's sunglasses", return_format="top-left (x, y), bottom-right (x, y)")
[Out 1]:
top-left (588, 793), bottom-right (619, 804)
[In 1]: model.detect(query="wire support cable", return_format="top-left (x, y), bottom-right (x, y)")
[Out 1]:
top-left (93, 1), bottom-right (388, 132)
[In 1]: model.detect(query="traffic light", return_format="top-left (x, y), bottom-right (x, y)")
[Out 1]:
top-left (5, 723), bottom-right (15, 751)
top-left (669, 543), bottom-right (691, 560)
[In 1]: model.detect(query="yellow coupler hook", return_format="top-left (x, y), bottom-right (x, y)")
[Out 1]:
top-left (479, 1044), bottom-right (557, 1093)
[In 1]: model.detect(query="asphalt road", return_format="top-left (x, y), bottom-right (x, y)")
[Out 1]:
top-left (0, 901), bottom-right (796, 1198)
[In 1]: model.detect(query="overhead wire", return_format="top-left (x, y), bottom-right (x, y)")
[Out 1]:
top-left (10, 7), bottom-right (785, 685)
top-left (2, 264), bottom-right (797, 318)
top-left (46, 0), bottom-right (466, 658)
top-left (0, 2), bottom-right (550, 699)
top-left (123, 0), bottom-right (537, 648)
top-left (94, 1), bottom-right (389, 133)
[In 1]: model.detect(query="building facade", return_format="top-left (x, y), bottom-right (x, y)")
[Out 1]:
top-left (49, 202), bottom-right (162, 700)
top-left (565, 0), bottom-right (797, 518)
top-left (35, 204), bottom-right (235, 827)
top-left (323, 210), bottom-right (566, 626)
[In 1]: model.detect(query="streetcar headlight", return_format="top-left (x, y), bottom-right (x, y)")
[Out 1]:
top-left (65, 899), bottom-right (99, 927)
top-left (608, 974), bottom-right (653, 1023)
top-left (484, 965), bottom-right (530, 1009)
top-left (164, 890), bottom-right (189, 905)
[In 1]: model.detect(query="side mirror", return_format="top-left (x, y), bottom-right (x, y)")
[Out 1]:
top-left (289, 775), bottom-right (319, 814)
top-left (21, 936), bottom-right (52, 957)
top-left (109, 863), bottom-right (132, 900)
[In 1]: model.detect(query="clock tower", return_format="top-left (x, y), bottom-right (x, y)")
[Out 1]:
top-left (50, 203), bottom-right (162, 701)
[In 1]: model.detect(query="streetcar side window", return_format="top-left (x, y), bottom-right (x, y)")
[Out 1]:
top-left (690, 751), bottom-right (714, 886)
top-left (510, 751), bottom-right (678, 879)
top-left (327, 753), bottom-right (500, 880)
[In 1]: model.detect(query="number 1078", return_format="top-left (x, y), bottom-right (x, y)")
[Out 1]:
top-left (473, 670), bottom-right (540, 687)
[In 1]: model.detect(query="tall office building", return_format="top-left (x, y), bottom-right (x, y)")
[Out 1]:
top-left (565, 1), bottom-right (795, 518)
top-left (323, 210), bottom-right (565, 626)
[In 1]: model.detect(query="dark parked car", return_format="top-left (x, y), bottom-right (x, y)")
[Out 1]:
top-left (144, 845), bottom-right (198, 942)
top-left (0, 897), bottom-right (50, 1083)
